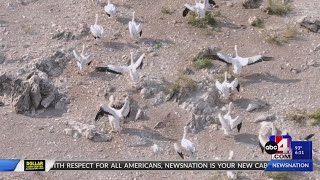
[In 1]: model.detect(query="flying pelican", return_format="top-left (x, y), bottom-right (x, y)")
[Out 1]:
top-left (226, 150), bottom-right (237, 179)
top-left (215, 45), bottom-right (273, 75)
top-left (90, 14), bottom-right (104, 39)
top-left (72, 44), bottom-right (93, 71)
top-left (128, 11), bottom-right (142, 40)
top-left (104, 0), bottom-right (116, 17)
top-left (183, 0), bottom-right (217, 19)
top-left (215, 72), bottom-right (240, 99)
top-left (95, 96), bottom-right (130, 133)
top-left (180, 126), bottom-right (196, 158)
top-left (95, 52), bottom-right (145, 83)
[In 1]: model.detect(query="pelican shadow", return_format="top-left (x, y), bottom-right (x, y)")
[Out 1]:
top-left (103, 41), bottom-right (139, 50)
top-left (121, 126), bottom-right (176, 142)
top-left (233, 98), bottom-right (270, 112)
top-left (116, 17), bottom-right (132, 25)
top-left (139, 38), bottom-right (175, 47)
top-left (233, 133), bottom-right (258, 146)
top-left (243, 73), bottom-right (301, 84)
top-left (88, 70), bottom-right (118, 82)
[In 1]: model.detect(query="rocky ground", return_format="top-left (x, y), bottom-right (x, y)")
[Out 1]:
top-left (0, 0), bottom-right (320, 179)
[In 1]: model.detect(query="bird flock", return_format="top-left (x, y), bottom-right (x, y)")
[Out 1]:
top-left (68, 0), bottom-right (316, 176)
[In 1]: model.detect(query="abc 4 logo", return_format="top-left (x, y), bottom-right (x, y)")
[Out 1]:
top-left (265, 137), bottom-right (291, 155)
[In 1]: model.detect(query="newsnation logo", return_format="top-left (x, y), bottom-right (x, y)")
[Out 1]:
top-left (265, 135), bottom-right (292, 160)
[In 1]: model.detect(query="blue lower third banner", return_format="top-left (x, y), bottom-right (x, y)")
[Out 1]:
top-left (0, 160), bottom-right (20, 171)
top-left (265, 159), bottom-right (313, 172)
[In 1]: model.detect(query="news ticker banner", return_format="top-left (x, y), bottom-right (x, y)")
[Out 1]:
top-left (0, 159), bottom-right (314, 172)
top-left (264, 135), bottom-right (313, 172)
top-left (0, 160), bottom-right (268, 171)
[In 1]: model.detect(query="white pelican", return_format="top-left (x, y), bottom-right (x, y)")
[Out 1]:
top-left (215, 45), bottom-right (273, 75)
top-left (95, 96), bottom-right (130, 133)
top-left (90, 14), bottom-right (104, 39)
top-left (173, 143), bottom-right (187, 159)
top-left (218, 113), bottom-right (242, 136)
top-left (72, 44), bottom-right (92, 71)
top-left (128, 11), bottom-right (142, 40)
top-left (180, 126), bottom-right (196, 158)
top-left (95, 52), bottom-right (145, 83)
top-left (104, 0), bottom-right (116, 18)
top-left (258, 121), bottom-right (277, 153)
top-left (226, 150), bottom-right (237, 179)
top-left (215, 72), bottom-right (240, 99)
top-left (183, 0), bottom-right (217, 19)
top-left (218, 103), bottom-right (242, 136)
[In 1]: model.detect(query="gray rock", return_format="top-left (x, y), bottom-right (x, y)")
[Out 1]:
top-left (29, 75), bottom-right (42, 109)
top-left (242, 0), bottom-right (260, 9)
top-left (35, 51), bottom-right (71, 77)
top-left (254, 114), bottom-right (276, 123)
top-left (0, 101), bottom-right (4, 106)
top-left (52, 31), bottom-right (75, 41)
top-left (64, 128), bottom-right (74, 136)
top-left (152, 91), bottom-right (166, 106)
top-left (67, 121), bottom-right (99, 141)
top-left (140, 88), bottom-right (153, 99)
top-left (40, 92), bottom-right (55, 108)
top-left (299, 16), bottom-right (320, 33)
top-left (0, 52), bottom-right (5, 64)
top-left (0, 73), bottom-right (12, 96)
top-left (246, 103), bottom-right (259, 112)
top-left (55, 97), bottom-right (69, 110)
top-left (246, 100), bottom-right (268, 112)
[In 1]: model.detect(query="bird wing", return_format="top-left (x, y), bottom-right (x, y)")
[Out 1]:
top-left (229, 116), bottom-right (242, 130)
top-left (106, 65), bottom-right (129, 74)
top-left (181, 139), bottom-right (195, 153)
top-left (120, 98), bottom-right (130, 118)
top-left (95, 106), bottom-right (116, 121)
top-left (247, 55), bottom-right (273, 65)
top-left (133, 53), bottom-right (145, 69)
top-left (218, 113), bottom-right (229, 130)
top-left (228, 78), bottom-right (238, 91)
top-left (128, 21), bottom-right (133, 35)
top-left (83, 54), bottom-right (92, 64)
top-left (304, 133), bottom-right (315, 140)
top-left (73, 50), bottom-right (81, 62)
top-left (216, 52), bottom-right (233, 64)
top-left (184, 4), bottom-right (196, 12)
top-left (215, 80), bottom-right (223, 92)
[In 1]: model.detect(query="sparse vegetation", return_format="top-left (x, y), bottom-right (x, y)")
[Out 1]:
top-left (21, 24), bottom-right (34, 35)
top-left (169, 75), bottom-right (197, 94)
top-left (161, 6), bottom-right (175, 15)
top-left (308, 108), bottom-right (320, 125)
top-left (284, 26), bottom-right (298, 40)
top-left (193, 58), bottom-right (213, 69)
top-left (188, 12), bottom-right (217, 28)
top-left (266, 0), bottom-right (292, 16)
top-left (252, 18), bottom-right (264, 28)
top-left (265, 33), bottom-right (285, 45)
top-left (263, 172), bottom-right (290, 180)
top-left (154, 42), bottom-right (162, 49)
top-left (285, 108), bottom-right (308, 123)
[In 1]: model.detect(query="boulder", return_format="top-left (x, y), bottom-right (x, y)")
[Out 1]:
top-left (299, 16), bottom-right (320, 33)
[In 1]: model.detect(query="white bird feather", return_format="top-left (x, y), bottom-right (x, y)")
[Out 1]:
top-left (90, 14), bottom-right (104, 39)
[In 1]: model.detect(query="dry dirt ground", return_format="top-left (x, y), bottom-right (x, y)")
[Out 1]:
top-left (0, 0), bottom-right (320, 179)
